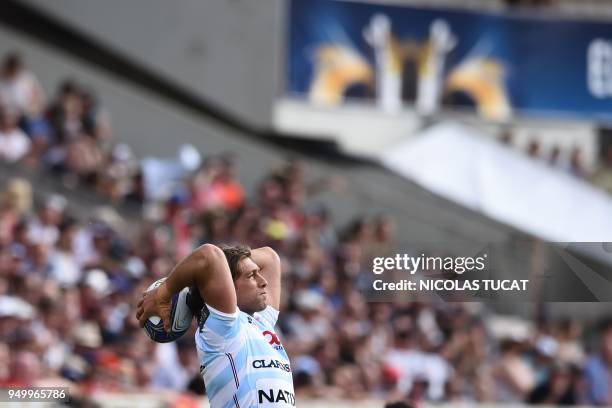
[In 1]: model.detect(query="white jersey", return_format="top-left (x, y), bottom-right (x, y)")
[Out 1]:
top-left (195, 304), bottom-right (294, 408)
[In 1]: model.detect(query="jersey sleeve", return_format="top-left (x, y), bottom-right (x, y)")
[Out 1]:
top-left (198, 304), bottom-right (242, 352)
top-left (256, 305), bottom-right (280, 328)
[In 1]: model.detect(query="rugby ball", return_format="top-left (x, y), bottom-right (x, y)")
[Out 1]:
top-left (143, 278), bottom-right (193, 343)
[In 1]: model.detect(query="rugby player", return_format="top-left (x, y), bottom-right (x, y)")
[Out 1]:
top-left (136, 244), bottom-right (294, 407)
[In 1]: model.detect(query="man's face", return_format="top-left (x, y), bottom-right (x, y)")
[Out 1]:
top-left (234, 257), bottom-right (268, 315)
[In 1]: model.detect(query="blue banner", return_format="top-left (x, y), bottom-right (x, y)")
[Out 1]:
top-left (287, 0), bottom-right (612, 122)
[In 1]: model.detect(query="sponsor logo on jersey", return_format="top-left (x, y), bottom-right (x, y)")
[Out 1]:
top-left (252, 359), bottom-right (291, 372)
top-left (262, 330), bottom-right (285, 351)
top-left (263, 330), bottom-right (280, 345)
top-left (262, 330), bottom-right (280, 345)
top-left (258, 388), bottom-right (296, 406)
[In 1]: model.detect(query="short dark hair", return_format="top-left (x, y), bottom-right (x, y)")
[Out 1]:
top-left (219, 244), bottom-right (251, 280)
top-left (599, 318), bottom-right (612, 334)
top-left (3, 52), bottom-right (22, 72)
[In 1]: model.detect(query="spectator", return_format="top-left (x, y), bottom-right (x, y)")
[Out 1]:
top-left (286, 290), bottom-right (332, 352)
top-left (46, 79), bottom-right (83, 144)
top-left (27, 194), bottom-right (66, 247)
top-left (152, 338), bottom-right (199, 391)
top-left (528, 363), bottom-right (578, 405)
top-left (96, 144), bottom-right (137, 202)
top-left (591, 144), bottom-right (612, 194)
top-left (5, 351), bottom-right (42, 387)
top-left (583, 320), bottom-right (612, 405)
top-left (0, 342), bottom-right (9, 384)
top-left (64, 133), bottom-right (105, 181)
top-left (0, 179), bottom-right (32, 249)
top-left (556, 319), bottom-right (585, 367)
top-left (526, 139), bottom-right (541, 159)
top-left (0, 52), bottom-right (45, 118)
top-left (206, 155), bottom-right (245, 211)
top-left (548, 145), bottom-right (561, 166)
top-left (47, 218), bottom-right (81, 288)
top-left (498, 128), bottom-right (513, 146)
top-left (1, 177), bottom-right (32, 217)
top-left (80, 88), bottom-right (112, 143)
top-left (0, 107), bottom-right (31, 163)
top-left (491, 339), bottom-right (536, 402)
top-left (569, 147), bottom-right (587, 178)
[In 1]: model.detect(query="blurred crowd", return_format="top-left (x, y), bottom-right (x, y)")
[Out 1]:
top-left (497, 130), bottom-right (590, 180)
top-left (3, 51), bottom-right (612, 408)
top-left (0, 52), bottom-right (140, 203)
top-left (497, 128), bottom-right (612, 195)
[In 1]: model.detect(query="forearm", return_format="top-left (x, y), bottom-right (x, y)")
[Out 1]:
top-left (137, 243), bottom-right (235, 327)
top-left (251, 247), bottom-right (281, 309)
top-left (251, 247), bottom-right (279, 272)
top-left (164, 243), bottom-right (237, 313)
top-left (164, 244), bottom-right (222, 295)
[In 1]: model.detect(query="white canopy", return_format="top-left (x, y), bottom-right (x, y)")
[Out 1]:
top-left (382, 122), bottom-right (612, 243)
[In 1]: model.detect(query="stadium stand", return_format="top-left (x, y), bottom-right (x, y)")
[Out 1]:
top-left (0, 48), bottom-right (608, 408)
top-left (2, 0), bottom-right (612, 407)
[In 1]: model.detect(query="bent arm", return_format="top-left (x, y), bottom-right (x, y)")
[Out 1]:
top-left (250, 247), bottom-right (281, 310)
top-left (165, 243), bottom-right (237, 314)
